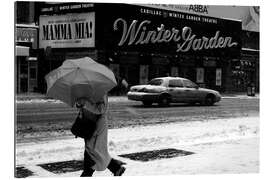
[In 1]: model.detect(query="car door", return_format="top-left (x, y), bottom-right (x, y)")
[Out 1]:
top-left (168, 79), bottom-right (186, 102)
top-left (182, 79), bottom-right (200, 102)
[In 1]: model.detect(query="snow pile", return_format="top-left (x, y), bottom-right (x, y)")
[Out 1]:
top-left (16, 116), bottom-right (259, 167)
top-left (16, 96), bottom-right (128, 104)
top-left (108, 116), bottom-right (259, 154)
top-left (16, 99), bottom-right (63, 104)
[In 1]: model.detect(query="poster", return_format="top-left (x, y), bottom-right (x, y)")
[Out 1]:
top-left (171, 67), bottom-right (179, 77)
top-left (216, 68), bottom-right (222, 86)
top-left (39, 12), bottom-right (95, 48)
top-left (141, 4), bottom-right (259, 32)
top-left (196, 68), bottom-right (204, 83)
top-left (140, 65), bottom-right (149, 84)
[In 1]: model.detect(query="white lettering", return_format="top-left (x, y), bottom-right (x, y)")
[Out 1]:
top-left (189, 5), bottom-right (208, 14)
top-left (113, 18), bottom-right (238, 52)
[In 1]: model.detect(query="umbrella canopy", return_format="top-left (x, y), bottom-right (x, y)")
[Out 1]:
top-left (45, 57), bottom-right (117, 106)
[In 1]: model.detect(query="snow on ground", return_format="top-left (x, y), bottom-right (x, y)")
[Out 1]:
top-left (44, 138), bottom-right (258, 177)
top-left (15, 96), bottom-right (128, 104)
top-left (16, 98), bottom-right (64, 104)
top-left (16, 116), bottom-right (259, 176)
top-left (15, 95), bottom-right (259, 104)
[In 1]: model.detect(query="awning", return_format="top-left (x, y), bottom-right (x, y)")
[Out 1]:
top-left (241, 48), bottom-right (259, 52)
top-left (16, 46), bottom-right (29, 56)
top-left (27, 57), bottom-right (37, 61)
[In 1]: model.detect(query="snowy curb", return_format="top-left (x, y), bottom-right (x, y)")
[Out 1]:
top-left (16, 96), bottom-right (128, 104)
top-left (16, 95), bottom-right (258, 104)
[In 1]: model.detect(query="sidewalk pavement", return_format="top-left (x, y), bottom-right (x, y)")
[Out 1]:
top-left (16, 116), bottom-right (259, 177)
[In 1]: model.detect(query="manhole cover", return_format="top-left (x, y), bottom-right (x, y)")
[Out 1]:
top-left (119, 148), bottom-right (194, 162)
top-left (39, 160), bottom-right (83, 174)
top-left (15, 167), bottom-right (33, 178)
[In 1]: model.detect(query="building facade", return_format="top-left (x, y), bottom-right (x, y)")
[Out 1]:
top-left (38, 3), bottom-right (243, 93)
top-left (15, 1), bottom-right (41, 93)
top-left (140, 4), bottom-right (260, 92)
top-left (15, 2), bottom-right (259, 94)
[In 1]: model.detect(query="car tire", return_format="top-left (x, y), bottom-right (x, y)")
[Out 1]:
top-left (203, 95), bottom-right (214, 106)
top-left (142, 101), bottom-right (153, 106)
top-left (158, 94), bottom-right (170, 107)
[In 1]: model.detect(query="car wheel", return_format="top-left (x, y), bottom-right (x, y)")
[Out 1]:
top-left (203, 95), bottom-right (214, 106)
top-left (158, 94), bottom-right (170, 107)
top-left (142, 101), bottom-right (153, 106)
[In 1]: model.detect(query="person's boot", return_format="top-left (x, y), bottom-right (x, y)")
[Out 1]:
top-left (81, 150), bottom-right (95, 177)
top-left (113, 166), bottom-right (126, 176)
top-left (80, 169), bottom-right (94, 177)
top-left (107, 158), bottom-right (126, 176)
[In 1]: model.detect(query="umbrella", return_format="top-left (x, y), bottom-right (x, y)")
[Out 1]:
top-left (45, 57), bottom-right (117, 106)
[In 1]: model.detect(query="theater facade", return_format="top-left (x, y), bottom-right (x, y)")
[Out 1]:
top-left (38, 3), bottom-right (243, 93)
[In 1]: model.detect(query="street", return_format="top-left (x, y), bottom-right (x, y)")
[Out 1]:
top-left (16, 95), bottom-right (259, 143)
top-left (15, 95), bottom-right (260, 177)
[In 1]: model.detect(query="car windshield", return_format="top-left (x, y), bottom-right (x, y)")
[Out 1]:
top-left (147, 79), bottom-right (163, 86)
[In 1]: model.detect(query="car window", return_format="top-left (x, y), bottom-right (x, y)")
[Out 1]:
top-left (148, 79), bottom-right (163, 86)
top-left (168, 79), bottom-right (183, 87)
top-left (183, 79), bottom-right (197, 88)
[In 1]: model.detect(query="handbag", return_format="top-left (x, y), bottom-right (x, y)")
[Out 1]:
top-left (71, 108), bottom-right (100, 139)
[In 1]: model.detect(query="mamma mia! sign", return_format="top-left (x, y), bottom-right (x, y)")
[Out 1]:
top-left (39, 12), bottom-right (95, 48)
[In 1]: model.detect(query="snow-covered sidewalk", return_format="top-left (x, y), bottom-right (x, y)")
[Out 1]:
top-left (16, 116), bottom-right (259, 177)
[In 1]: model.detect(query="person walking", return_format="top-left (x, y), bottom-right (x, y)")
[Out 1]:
top-left (75, 95), bottom-right (126, 177)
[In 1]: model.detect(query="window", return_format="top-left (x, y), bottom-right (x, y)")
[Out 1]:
top-left (29, 68), bottom-right (36, 79)
top-left (168, 79), bottom-right (183, 87)
top-left (140, 65), bottom-right (149, 84)
top-left (148, 79), bottom-right (163, 86)
top-left (183, 79), bottom-right (197, 88)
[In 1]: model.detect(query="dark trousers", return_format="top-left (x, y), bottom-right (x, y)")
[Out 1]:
top-left (81, 150), bottom-right (122, 177)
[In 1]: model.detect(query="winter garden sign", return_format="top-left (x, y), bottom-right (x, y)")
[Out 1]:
top-left (113, 18), bottom-right (238, 52)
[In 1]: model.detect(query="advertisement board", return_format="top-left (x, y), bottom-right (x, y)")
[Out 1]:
top-left (138, 4), bottom-right (259, 32)
top-left (39, 12), bottom-right (95, 48)
top-left (16, 28), bottom-right (38, 49)
top-left (95, 4), bottom-right (241, 57)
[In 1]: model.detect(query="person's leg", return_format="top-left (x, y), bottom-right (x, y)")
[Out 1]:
top-left (81, 150), bottom-right (95, 177)
top-left (107, 158), bottom-right (126, 176)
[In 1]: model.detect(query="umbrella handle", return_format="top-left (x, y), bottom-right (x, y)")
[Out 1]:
top-left (78, 108), bottom-right (83, 118)
top-left (75, 102), bottom-right (84, 108)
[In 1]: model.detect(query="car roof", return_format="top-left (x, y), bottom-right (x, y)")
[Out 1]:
top-left (153, 77), bottom-right (189, 81)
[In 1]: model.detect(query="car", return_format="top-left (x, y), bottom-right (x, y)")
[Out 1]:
top-left (127, 77), bottom-right (221, 106)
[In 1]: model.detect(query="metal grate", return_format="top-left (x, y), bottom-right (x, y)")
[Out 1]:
top-left (15, 167), bottom-right (34, 178)
top-left (39, 160), bottom-right (83, 174)
top-left (119, 148), bottom-right (194, 162)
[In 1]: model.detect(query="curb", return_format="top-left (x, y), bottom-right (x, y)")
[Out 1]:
top-left (16, 94), bottom-right (127, 101)
top-left (16, 94), bottom-right (259, 103)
